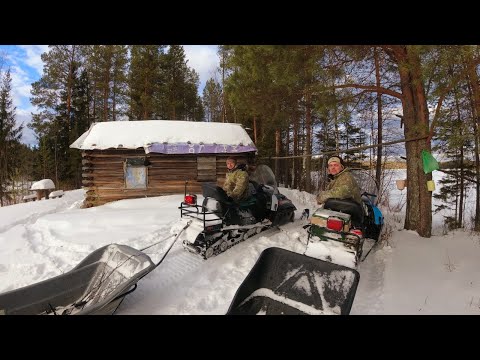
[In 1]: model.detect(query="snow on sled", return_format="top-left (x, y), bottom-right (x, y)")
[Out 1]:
top-left (0, 244), bottom-right (155, 315)
top-left (226, 247), bottom-right (360, 315)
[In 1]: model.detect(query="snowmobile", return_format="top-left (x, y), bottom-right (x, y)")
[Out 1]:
top-left (180, 164), bottom-right (297, 259)
top-left (304, 169), bottom-right (384, 268)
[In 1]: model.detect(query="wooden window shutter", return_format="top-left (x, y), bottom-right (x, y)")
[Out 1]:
top-left (197, 156), bottom-right (216, 181)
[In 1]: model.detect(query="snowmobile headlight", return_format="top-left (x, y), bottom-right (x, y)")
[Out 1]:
top-left (327, 217), bottom-right (344, 232)
top-left (184, 194), bottom-right (197, 205)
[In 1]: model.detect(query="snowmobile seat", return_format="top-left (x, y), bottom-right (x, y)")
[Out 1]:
top-left (324, 198), bottom-right (364, 228)
top-left (249, 180), bottom-right (264, 194)
top-left (201, 183), bottom-right (233, 204)
top-left (238, 196), bottom-right (257, 209)
top-left (201, 183), bottom-right (255, 210)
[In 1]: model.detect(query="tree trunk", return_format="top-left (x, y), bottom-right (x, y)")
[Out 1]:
top-left (293, 114), bottom-right (299, 189)
top-left (112, 76), bottom-right (117, 122)
top-left (222, 51), bottom-right (227, 123)
top-left (374, 47), bottom-right (383, 190)
top-left (333, 87), bottom-right (340, 151)
top-left (103, 47), bottom-right (111, 122)
top-left (305, 91), bottom-right (312, 193)
top-left (275, 128), bottom-right (281, 181)
top-left (286, 123), bottom-right (290, 187)
top-left (66, 45), bottom-right (76, 130)
top-left (104, 71), bottom-right (109, 121)
top-left (465, 56), bottom-right (480, 230)
top-left (92, 79), bottom-right (97, 122)
top-left (453, 88), bottom-right (465, 227)
top-left (395, 46), bottom-right (432, 237)
top-left (54, 127), bottom-right (58, 188)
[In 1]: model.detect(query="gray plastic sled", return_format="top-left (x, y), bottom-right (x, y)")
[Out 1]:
top-left (0, 244), bottom-right (155, 315)
top-left (227, 247), bottom-right (360, 315)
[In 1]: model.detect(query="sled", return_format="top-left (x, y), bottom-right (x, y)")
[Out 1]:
top-left (0, 244), bottom-right (155, 315)
top-left (226, 247), bottom-right (360, 315)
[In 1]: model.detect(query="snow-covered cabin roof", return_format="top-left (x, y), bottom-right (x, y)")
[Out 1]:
top-left (70, 120), bottom-right (257, 154)
top-left (30, 179), bottom-right (55, 190)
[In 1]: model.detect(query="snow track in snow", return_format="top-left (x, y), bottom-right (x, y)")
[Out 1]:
top-left (148, 244), bottom-right (204, 288)
top-left (351, 240), bottom-right (387, 314)
top-left (144, 224), bottom-right (282, 289)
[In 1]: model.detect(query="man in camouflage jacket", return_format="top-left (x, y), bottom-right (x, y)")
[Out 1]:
top-left (316, 156), bottom-right (362, 205)
top-left (223, 157), bottom-right (249, 202)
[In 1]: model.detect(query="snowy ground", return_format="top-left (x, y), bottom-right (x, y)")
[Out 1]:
top-left (1, 171), bottom-right (480, 314)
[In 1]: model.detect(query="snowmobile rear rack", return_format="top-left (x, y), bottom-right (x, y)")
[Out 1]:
top-left (180, 202), bottom-right (223, 233)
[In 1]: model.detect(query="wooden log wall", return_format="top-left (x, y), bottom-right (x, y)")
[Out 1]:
top-left (81, 150), bottom-right (255, 207)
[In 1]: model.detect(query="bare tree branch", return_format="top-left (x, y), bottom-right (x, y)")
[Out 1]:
top-left (333, 83), bottom-right (403, 99)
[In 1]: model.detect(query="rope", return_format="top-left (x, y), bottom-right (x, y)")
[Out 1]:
top-left (139, 233), bottom-right (176, 252)
top-left (153, 220), bottom-right (192, 269)
top-left (266, 136), bottom-right (428, 160)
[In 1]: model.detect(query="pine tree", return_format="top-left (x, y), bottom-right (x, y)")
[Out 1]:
top-left (83, 45), bottom-right (129, 122)
top-left (163, 45), bottom-right (203, 121)
top-left (0, 69), bottom-right (23, 206)
top-left (203, 78), bottom-right (223, 122)
top-left (128, 45), bottom-right (165, 120)
top-left (69, 69), bottom-right (91, 188)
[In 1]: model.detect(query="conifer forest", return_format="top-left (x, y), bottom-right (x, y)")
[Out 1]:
top-left (1, 45), bottom-right (480, 237)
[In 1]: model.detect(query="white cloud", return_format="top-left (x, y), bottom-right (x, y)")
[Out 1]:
top-left (0, 46), bottom-right (48, 146)
top-left (15, 108), bottom-right (37, 145)
top-left (4, 45), bottom-right (219, 145)
top-left (11, 75), bottom-right (32, 105)
top-left (183, 45), bottom-right (220, 93)
top-left (8, 65), bottom-right (30, 106)
top-left (4, 59), bottom-right (37, 145)
top-left (18, 45), bottom-right (48, 75)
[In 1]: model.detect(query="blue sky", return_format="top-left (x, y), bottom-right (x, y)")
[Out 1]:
top-left (0, 45), bottom-right (47, 145)
top-left (0, 45), bottom-right (220, 146)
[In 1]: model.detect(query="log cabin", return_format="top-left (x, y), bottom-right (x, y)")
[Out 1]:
top-left (70, 120), bottom-right (257, 207)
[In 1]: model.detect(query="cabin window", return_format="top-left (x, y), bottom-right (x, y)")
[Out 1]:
top-left (124, 157), bottom-right (147, 189)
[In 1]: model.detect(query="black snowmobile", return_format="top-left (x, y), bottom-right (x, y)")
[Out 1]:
top-left (180, 164), bottom-right (297, 259)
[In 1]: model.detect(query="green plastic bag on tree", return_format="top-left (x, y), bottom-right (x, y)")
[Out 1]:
top-left (421, 150), bottom-right (439, 174)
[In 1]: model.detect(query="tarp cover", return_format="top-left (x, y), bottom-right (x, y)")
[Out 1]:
top-left (0, 244), bottom-right (155, 315)
top-left (146, 142), bottom-right (257, 154)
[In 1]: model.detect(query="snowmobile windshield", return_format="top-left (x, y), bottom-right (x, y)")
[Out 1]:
top-left (250, 165), bottom-right (279, 194)
top-left (349, 168), bottom-right (380, 198)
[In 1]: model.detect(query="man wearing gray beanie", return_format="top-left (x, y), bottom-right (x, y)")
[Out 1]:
top-left (316, 156), bottom-right (362, 205)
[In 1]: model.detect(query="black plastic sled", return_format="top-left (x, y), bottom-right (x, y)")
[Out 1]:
top-left (0, 244), bottom-right (155, 315)
top-left (227, 247), bottom-right (360, 315)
